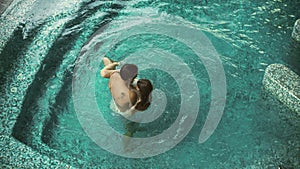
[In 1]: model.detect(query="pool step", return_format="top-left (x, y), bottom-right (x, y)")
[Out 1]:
top-left (0, 0), bottom-right (13, 15)
top-left (263, 64), bottom-right (300, 115)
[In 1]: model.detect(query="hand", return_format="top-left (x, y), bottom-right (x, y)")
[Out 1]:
top-left (108, 62), bottom-right (119, 68)
top-left (112, 62), bottom-right (120, 66)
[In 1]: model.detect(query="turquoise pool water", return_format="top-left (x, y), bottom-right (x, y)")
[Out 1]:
top-left (1, 0), bottom-right (299, 168)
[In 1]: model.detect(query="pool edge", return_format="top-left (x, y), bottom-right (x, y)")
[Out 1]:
top-left (263, 63), bottom-right (300, 116)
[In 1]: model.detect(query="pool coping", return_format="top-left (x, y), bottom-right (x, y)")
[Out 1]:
top-left (263, 63), bottom-right (300, 116)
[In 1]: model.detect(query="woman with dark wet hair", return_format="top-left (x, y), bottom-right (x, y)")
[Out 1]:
top-left (100, 57), bottom-right (153, 117)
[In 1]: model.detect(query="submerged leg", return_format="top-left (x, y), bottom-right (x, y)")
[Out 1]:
top-left (122, 122), bottom-right (139, 152)
top-left (124, 122), bottom-right (139, 137)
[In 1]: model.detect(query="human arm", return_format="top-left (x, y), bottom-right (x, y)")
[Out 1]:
top-left (100, 62), bottom-right (119, 78)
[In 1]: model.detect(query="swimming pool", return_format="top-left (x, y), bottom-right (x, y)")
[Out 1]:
top-left (1, 0), bottom-right (299, 168)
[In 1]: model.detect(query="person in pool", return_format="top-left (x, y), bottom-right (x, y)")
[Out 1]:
top-left (100, 57), bottom-right (153, 117)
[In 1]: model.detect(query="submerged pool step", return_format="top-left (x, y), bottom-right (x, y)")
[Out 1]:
top-left (0, 0), bottom-right (13, 15)
top-left (263, 64), bottom-right (300, 115)
top-left (0, 135), bottom-right (74, 168)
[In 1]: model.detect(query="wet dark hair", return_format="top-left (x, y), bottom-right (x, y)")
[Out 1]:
top-left (120, 64), bottom-right (138, 81)
top-left (135, 79), bottom-right (153, 111)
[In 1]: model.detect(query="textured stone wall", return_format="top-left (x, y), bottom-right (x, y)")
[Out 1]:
top-left (263, 64), bottom-right (300, 115)
top-left (292, 19), bottom-right (300, 42)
